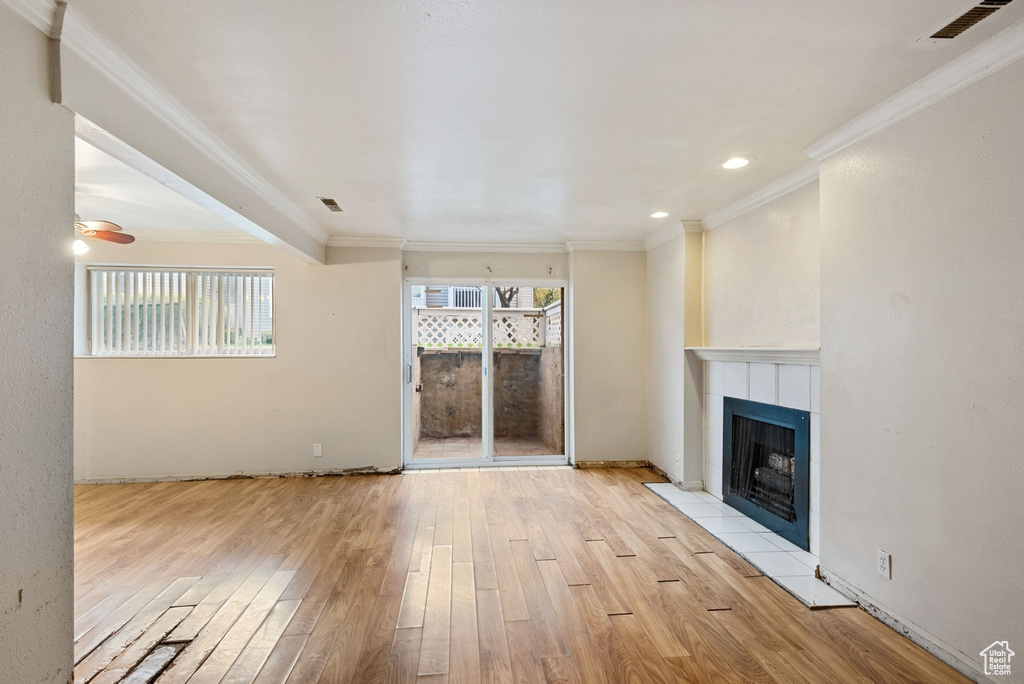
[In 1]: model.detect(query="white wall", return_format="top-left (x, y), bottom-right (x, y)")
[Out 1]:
top-left (647, 233), bottom-right (703, 483)
top-left (820, 56), bottom-right (1024, 679)
top-left (705, 181), bottom-right (820, 347)
top-left (0, 7), bottom-right (75, 682)
top-left (572, 250), bottom-right (648, 462)
top-left (75, 241), bottom-right (402, 480)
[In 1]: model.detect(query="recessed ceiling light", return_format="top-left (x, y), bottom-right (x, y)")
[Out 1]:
top-left (651, 211), bottom-right (669, 219)
top-left (73, 239), bottom-right (89, 255)
top-left (722, 157), bottom-right (749, 169)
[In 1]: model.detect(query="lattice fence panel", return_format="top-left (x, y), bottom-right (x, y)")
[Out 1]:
top-left (416, 313), bottom-right (483, 347)
top-left (546, 311), bottom-right (562, 347)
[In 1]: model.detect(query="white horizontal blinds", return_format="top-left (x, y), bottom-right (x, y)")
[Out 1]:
top-left (88, 267), bottom-right (273, 357)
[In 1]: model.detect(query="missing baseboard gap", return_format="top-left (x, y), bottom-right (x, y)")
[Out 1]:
top-left (645, 463), bottom-right (705, 491)
top-left (74, 466), bottom-right (401, 485)
top-left (574, 460), bottom-right (651, 469)
top-left (693, 550), bottom-right (715, 555)
top-left (818, 568), bottom-right (984, 682)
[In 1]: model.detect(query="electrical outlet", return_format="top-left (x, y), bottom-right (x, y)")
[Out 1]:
top-left (313, 443), bottom-right (323, 458)
top-left (876, 549), bottom-right (891, 579)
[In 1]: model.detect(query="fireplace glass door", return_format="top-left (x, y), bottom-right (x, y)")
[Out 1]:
top-left (722, 398), bottom-right (810, 549)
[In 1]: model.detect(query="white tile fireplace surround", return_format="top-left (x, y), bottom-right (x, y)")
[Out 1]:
top-left (698, 350), bottom-right (821, 556)
top-left (660, 348), bottom-right (850, 607)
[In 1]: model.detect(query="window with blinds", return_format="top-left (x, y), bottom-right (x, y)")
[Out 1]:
top-left (87, 267), bottom-right (275, 357)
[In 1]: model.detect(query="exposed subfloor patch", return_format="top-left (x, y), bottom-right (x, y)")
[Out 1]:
top-left (644, 482), bottom-right (855, 609)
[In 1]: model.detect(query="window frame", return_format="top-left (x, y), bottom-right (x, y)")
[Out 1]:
top-left (85, 265), bottom-right (277, 358)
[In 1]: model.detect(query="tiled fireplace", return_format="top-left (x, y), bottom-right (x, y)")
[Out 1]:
top-left (646, 348), bottom-right (849, 608)
top-left (703, 354), bottom-right (821, 555)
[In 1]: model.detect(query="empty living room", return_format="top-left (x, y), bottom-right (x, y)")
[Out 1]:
top-left (2, 1), bottom-right (1023, 682)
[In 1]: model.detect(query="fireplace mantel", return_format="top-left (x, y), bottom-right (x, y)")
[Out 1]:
top-left (686, 347), bottom-right (820, 365)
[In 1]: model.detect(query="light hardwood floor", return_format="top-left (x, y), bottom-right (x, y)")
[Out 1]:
top-left (74, 468), bottom-right (968, 683)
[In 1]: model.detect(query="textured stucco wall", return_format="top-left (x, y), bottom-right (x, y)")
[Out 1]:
top-left (0, 7), bottom-right (75, 682)
top-left (820, 57), bottom-right (1024, 678)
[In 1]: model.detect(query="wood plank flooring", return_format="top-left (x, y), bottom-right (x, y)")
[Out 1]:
top-left (74, 467), bottom-right (969, 683)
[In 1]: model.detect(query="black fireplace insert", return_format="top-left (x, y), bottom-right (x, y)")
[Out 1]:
top-left (722, 397), bottom-right (810, 550)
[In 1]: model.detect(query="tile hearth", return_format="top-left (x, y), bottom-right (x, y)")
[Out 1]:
top-left (645, 482), bottom-right (854, 608)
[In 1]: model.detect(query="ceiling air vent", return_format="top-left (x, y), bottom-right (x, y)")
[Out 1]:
top-left (318, 197), bottom-right (343, 212)
top-left (930, 0), bottom-right (1014, 39)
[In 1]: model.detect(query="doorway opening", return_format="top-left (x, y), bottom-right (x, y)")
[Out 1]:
top-left (404, 281), bottom-right (567, 467)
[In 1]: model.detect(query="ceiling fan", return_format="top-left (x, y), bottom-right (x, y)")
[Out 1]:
top-left (75, 213), bottom-right (136, 245)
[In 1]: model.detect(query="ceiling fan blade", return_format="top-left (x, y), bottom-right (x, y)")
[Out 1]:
top-left (88, 230), bottom-right (136, 244)
top-left (76, 219), bottom-right (123, 233)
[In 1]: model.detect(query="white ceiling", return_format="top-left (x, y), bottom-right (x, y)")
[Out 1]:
top-left (70, 0), bottom-right (1024, 245)
top-left (75, 138), bottom-right (247, 241)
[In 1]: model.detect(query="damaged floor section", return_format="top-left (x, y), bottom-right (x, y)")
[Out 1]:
top-left (74, 468), bottom-right (962, 682)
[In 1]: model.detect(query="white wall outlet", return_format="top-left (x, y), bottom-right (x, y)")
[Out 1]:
top-left (876, 549), bottom-right (891, 579)
top-left (313, 443), bottom-right (323, 458)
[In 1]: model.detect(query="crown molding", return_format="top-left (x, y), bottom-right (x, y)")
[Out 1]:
top-left (644, 220), bottom-right (704, 251)
top-left (564, 241), bottom-right (646, 252)
top-left (1, 0), bottom-right (52, 34)
top-left (403, 241), bottom-right (569, 253)
top-left (702, 163), bottom-right (819, 230)
top-left (22, 2), bottom-right (329, 245)
top-left (326, 236), bottom-right (408, 249)
top-left (806, 19), bottom-right (1024, 161)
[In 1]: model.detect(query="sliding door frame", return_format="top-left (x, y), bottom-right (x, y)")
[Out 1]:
top-left (402, 277), bottom-right (569, 469)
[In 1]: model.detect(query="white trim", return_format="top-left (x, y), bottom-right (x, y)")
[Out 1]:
top-left (326, 236), bottom-right (408, 249)
top-left (644, 220), bottom-right (704, 251)
top-left (565, 241), bottom-right (647, 252)
top-left (75, 117), bottom-right (321, 265)
top-left (404, 241), bottom-right (569, 254)
top-left (0, 0), bottom-right (52, 33)
top-left (403, 457), bottom-right (570, 470)
top-left (54, 6), bottom-right (328, 245)
top-left (819, 569), bottom-right (985, 683)
top-left (702, 164), bottom-right (819, 230)
top-left (686, 347), bottom-right (820, 365)
top-left (806, 19), bottom-right (1024, 161)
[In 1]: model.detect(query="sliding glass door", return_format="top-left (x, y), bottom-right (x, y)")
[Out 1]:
top-left (491, 286), bottom-right (564, 458)
top-left (403, 280), bottom-right (566, 467)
